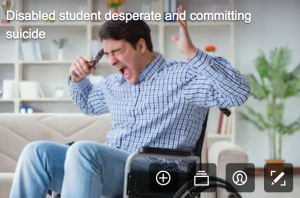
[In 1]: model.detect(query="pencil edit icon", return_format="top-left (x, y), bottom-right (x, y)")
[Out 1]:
top-left (264, 163), bottom-right (293, 192)
top-left (272, 172), bottom-right (284, 185)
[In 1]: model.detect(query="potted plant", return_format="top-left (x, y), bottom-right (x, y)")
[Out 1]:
top-left (240, 46), bottom-right (300, 169)
top-left (52, 38), bottom-right (68, 61)
top-left (204, 45), bottom-right (216, 56)
top-left (106, 0), bottom-right (126, 14)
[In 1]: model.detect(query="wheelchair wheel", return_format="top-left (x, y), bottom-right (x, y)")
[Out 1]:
top-left (172, 176), bottom-right (242, 198)
top-left (173, 183), bottom-right (242, 198)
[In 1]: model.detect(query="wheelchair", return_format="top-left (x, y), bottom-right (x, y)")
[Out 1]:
top-left (49, 108), bottom-right (243, 198)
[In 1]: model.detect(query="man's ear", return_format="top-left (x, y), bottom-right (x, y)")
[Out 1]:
top-left (137, 38), bottom-right (147, 54)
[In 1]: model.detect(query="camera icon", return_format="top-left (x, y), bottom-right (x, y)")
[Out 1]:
top-left (194, 171), bottom-right (209, 186)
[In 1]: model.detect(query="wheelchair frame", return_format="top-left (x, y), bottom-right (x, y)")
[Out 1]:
top-left (122, 108), bottom-right (242, 198)
top-left (50, 108), bottom-right (242, 198)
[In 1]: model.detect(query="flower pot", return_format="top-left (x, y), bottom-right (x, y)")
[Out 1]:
top-left (265, 159), bottom-right (285, 179)
top-left (1, 19), bottom-right (10, 23)
top-left (58, 49), bottom-right (63, 61)
top-left (55, 87), bottom-right (64, 98)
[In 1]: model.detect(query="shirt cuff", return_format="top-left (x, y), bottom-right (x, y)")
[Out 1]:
top-left (187, 48), bottom-right (213, 71)
top-left (68, 76), bottom-right (90, 91)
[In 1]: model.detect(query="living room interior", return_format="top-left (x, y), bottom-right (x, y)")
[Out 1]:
top-left (0, 0), bottom-right (299, 198)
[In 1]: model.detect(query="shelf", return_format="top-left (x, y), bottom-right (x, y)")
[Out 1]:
top-left (0, 24), bottom-right (15, 28)
top-left (0, 62), bottom-right (14, 65)
top-left (0, 99), bottom-right (15, 102)
top-left (19, 60), bottom-right (73, 64)
top-left (19, 98), bottom-right (71, 102)
top-left (19, 60), bottom-right (109, 65)
top-left (0, 101), bottom-right (14, 113)
top-left (0, 0), bottom-right (236, 143)
top-left (91, 22), bottom-right (104, 27)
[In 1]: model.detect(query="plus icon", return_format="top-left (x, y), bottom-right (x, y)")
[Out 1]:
top-left (156, 171), bottom-right (171, 186)
top-left (159, 173), bottom-right (168, 182)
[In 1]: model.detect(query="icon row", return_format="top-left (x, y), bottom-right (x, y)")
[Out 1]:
top-left (152, 163), bottom-right (293, 193)
top-left (227, 163), bottom-right (293, 193)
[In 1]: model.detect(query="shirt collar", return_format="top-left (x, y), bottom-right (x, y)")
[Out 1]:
top-left (119, 52), bottom-right (166, 84)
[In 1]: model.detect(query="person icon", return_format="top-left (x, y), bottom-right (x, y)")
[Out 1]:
top-left (232, 171), bottom-right (247, 186)
top-left (235, 173), bottom-right (245, 185)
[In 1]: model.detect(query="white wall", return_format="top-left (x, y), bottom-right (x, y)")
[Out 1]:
top-left (233, 0), bottom-right (300, 167)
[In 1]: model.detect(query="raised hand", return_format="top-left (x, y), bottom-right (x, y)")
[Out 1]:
top-left (171, 5), bottom-right (197, 58)
top-left (69, 56), bottom-right (96, 82)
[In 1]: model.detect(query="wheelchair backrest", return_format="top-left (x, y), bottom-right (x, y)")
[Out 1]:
top-left (192, 108), bottom-right (231, 171)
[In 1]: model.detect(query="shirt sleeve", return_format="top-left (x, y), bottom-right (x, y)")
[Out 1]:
top-left (182, 48), bottom-right (251, 108)
top-left (68, 77), bottom-right (109, 115)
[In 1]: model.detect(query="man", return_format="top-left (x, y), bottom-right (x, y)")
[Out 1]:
top-left (9, 6), bottom-right (250, 198)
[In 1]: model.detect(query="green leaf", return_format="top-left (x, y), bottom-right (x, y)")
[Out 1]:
top-left (292, 63), bottom-right (300, 78)
top-left (269, 47), bottom-right (294, 98)
top-left (52, 39), bottom-right (58, 45)
top-left (270, 73), bottom-right (287, 98)
top-left (245, 74), bottom-right (268, 99)
top-left (275, 103), bottom-right (284, 127)
top-left (111, 3), bottom-right (121, 8)
top-left (240, 106), bottom-right (269, 131)
top-left (280, 63), bottom-right (300, 98)
top-left (267, 102), bottom-right (284, 129)
top-left (279, 116), bottom-right (300, 135)
top-left (282, 71), bottom-right (295, 82)
top-left (52, 38), bottom-right (68, 49)
top-left (255, 51), bottom-right (270, 79)
top-left (284, 78), bottom-right (300, 98)
top-left (268, 47), bottom-right (292, 98)
top-left (269, 46), bottom-right (291, 72)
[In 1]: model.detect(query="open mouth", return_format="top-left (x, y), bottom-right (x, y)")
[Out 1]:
top-left (117, 66), bottom-right (130, 79)
top-left (118, 66), bottom-right (125, 73)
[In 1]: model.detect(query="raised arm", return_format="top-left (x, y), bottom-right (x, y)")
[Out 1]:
top-left (68, 56), bottom-right (109, 115)
top-left (172, 5), bottom-right (251, 108)
top-left (182, 49), bottom-right (251, 108)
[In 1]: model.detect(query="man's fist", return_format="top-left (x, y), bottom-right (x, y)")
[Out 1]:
top-left (69, 56), bottom-right (96, 82)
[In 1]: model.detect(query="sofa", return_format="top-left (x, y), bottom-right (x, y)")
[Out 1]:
top-left (0, 113), bottom-right (247, 198)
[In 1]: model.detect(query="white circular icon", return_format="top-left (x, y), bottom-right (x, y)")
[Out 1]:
top-left (156, 170), bottom-right (171, 186)
top-left (232, 170), bottom-right (247, 186)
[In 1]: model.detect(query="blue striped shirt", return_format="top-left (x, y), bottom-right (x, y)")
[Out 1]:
top-left (68, 48), bottom-right (251, 171)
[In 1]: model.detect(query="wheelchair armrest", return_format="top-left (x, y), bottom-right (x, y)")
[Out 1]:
top-left (138, 146), bottom-right (193, 156)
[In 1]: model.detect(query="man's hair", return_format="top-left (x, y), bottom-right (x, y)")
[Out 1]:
top-left (98, 16), bottom-right (153, 52)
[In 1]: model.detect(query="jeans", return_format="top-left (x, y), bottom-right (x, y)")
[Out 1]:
top-left (9, 140), bottom-right (158, 198)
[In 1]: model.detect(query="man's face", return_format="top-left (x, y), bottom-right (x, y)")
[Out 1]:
top-left (103, 39), bottom-right (143, 84)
